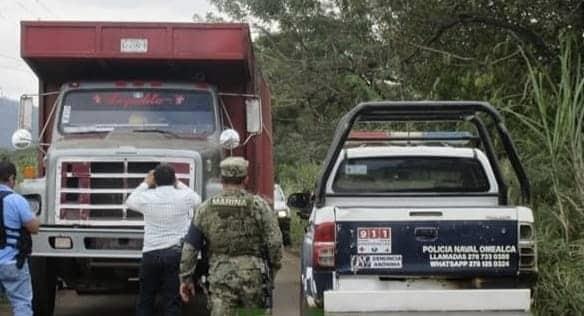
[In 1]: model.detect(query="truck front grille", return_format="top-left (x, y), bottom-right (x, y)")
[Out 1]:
top-left (56, 158), bottom-right (194, 226)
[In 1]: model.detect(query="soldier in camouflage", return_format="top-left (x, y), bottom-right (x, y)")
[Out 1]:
top-left (179, 157), bottom-right (282, 316)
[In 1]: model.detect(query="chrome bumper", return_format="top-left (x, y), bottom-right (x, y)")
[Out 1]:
top-left (32, 226), bottom-right (143, 259)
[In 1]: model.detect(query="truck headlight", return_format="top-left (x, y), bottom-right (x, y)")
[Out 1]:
top-left (278, 210), bottom-right (289, 218)
top-left (26, 196), bottom-right (41, 215)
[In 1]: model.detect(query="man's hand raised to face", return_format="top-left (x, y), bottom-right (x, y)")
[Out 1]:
top-left (145, 170), bottom-right (156, 188)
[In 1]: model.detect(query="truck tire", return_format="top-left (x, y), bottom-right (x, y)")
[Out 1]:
top-left (30, 257), bottom-right (57, 316)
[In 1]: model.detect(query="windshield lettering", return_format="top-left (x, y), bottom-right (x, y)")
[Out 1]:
top-left (92, 92), bottom-right (187, 107)
top-left (60, 89), bottom-right (216, 135)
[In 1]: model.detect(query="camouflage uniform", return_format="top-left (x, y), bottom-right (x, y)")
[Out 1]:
top-left (180, 157), bottom-right (283, 316)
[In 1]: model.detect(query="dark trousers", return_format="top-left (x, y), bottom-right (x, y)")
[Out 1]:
top-left (136, 246), bottom-right (182, 316)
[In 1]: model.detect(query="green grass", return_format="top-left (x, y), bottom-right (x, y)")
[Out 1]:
top-left (289, 211), bottom-right (307, 251)
top-left (507, 38), bottom-right (584, 315)
top-left (234, 307), bottom-right (271, 315)
top-left (533, 232), bottom-right (584, 314)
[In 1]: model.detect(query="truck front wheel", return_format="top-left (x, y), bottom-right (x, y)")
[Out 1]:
top-left (30, 257), bottom-right (57, 316)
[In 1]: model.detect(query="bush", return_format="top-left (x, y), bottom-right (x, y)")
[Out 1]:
top-left (534, 229), bottom-right (584, 315)
top-left (277, 162), bottom-right (321, 194)
top-left (501, 37), bottom-right (584, 315)
top-left (277, 162), bottom-right (321, 249)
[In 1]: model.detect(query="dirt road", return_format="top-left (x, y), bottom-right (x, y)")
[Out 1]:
top-left (0, 249), bottom-right (300, 316)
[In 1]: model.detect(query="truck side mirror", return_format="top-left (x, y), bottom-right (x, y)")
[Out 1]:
top-left (11, 129), bottom-right (33, 150)
top-left (19, 95), bottom-right (34, 131)
top-left (287, 192), bottom-right (312, 219)
top-left (11, 95), bottom-right (35, 150)
top-left (219, 129), bottom-right (241, 150)
top-left (245, 97), bottom-right (262, 134)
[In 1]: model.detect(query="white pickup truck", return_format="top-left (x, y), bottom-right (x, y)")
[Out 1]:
top-left (288, 102), bottom-right (537, 314)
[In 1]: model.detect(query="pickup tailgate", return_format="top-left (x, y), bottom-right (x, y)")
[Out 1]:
top-left (335, 207), bottom-right (519, 276)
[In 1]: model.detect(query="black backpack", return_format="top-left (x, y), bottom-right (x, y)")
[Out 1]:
top-left (0, 191), bottom-right (32, 269)
top-left (0, 191), bottom-right (16, 249)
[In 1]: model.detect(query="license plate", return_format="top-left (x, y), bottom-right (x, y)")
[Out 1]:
top-left (120, 38), bottom-right (148, 53)
top-left (357, 227), bottom-right (391, 254)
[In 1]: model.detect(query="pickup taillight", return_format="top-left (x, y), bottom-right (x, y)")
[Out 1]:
top-left (313, 221), bottom-right (336, 269)
top-left (519, 222), bottom-right (537, 272)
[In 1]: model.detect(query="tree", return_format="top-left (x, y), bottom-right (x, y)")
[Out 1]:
top-left (211, 0), bottom-right (584, 165)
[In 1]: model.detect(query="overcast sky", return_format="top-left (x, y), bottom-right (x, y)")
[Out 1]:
top-left (0, 0), bottom-right (216, 100)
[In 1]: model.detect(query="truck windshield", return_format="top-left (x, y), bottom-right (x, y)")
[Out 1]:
top-left (333, 157), bottom-right (490, 193)
top-left (60, 89), bottom-right (215, 135)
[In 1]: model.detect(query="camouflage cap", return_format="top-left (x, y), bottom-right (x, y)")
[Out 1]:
top-left (220, 157), bottom-right (249, 178)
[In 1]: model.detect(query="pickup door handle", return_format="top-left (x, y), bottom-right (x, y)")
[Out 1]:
top-left (409, 211), bottom-right (443, 217)
top-left (415, 227), bottom-right (438, 241)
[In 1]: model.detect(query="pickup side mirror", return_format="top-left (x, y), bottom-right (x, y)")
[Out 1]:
top-left (287, 192), bottom-right (312, 219)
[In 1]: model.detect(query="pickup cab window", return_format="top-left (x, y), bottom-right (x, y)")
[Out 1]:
top-left (59, 89), bottom-right (215, 135)
top-left (333, 156), bottom-right (490, 193)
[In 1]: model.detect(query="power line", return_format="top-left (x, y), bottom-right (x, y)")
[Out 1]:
top-left (0, 63), bottom-right (29, 71)
top-left (14, 0), bottom-right (37, 18)
top-left (0, 56), bottom-right (28, 70)
top-left (0, 65), bottom-right (31, 73)
top-left (34, 0), bottom-right (59, 18)
top-left (0, 5), bottom-right (22, 27)
top-left (0, 53), bottom-right (21, 62)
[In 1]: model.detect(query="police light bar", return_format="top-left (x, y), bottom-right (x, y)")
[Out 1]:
top-left (347, 131), bottom-right (479, 144)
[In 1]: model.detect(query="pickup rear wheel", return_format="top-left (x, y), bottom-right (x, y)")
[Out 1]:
top-left (30, 257), bottom-right (57, 316)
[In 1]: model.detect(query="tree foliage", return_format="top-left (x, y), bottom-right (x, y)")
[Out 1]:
top-left (212, 0), bottom-right (584, 167)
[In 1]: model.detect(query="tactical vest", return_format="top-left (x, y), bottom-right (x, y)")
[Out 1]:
top-left (0, 191), bottom-right (32, 269)
top-left (0, 191), bottom-right (19, 249)
top-left (203, 191), bottom-right (264, 257)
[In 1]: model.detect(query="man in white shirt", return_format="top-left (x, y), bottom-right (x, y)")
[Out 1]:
top-left (126, 164), bottom-right (201, 316)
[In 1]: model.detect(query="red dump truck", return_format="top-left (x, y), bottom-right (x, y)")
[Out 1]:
top-left (11, 21), bottom-right (273, 315)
